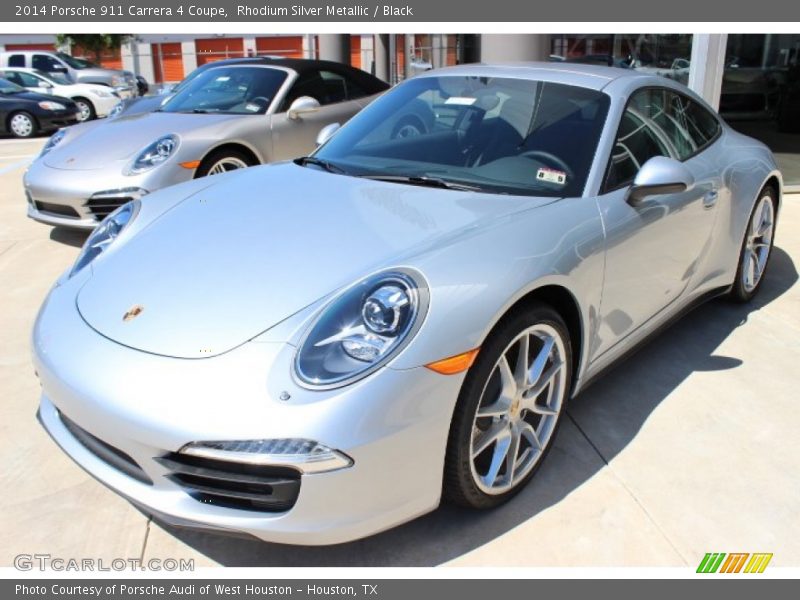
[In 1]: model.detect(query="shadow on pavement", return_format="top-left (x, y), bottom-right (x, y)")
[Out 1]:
top-left (151, 247), bottom-right (796, 566)
top-left (49, 226), bottom-right (88, 248)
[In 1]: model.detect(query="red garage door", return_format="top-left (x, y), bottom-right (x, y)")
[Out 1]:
top-left (151, 43), bottom-right (184, 84)
top-left (350, 35), bottom-right (361, 69)
top-left (4, 43), bottom-right (56, 51)
top-left (196, 38), bottom-right (244, 66)
top-left (255, 36), bottom-right (303, 58)
top-left (71, 45), bottom-right (123, 70)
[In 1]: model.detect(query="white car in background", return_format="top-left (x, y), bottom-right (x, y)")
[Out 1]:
top-left (0, 67), bottom-right (120, 122)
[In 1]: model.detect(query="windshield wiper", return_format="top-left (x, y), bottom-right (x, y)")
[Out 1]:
top-left (359, 174), bottom-right (482, 192)
top-left (294, 156), bottom-right (348, 174)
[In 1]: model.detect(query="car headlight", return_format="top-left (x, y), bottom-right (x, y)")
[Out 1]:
top-left (93, 88), bottom-right (113, 98)
top-left (294, 269), bottom-right (429, 388)
top-left (38, 101), bottom-right (66, 111)
top-left (70, 200), bottom-right (139, 277)
top-left (111, 75), bottom-right (122, 86)
top-left (39, 129), bottom-right (66, 157)
top-left (107, 101), bottom-right (123, 118)
top-left (125, 135), bottom-right (178, 175)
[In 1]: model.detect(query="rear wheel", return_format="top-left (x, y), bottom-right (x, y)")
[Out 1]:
top-left (444, 304), bottom-right (572, 509)
top-left (8, 112), bottom-right (37, 138)
top-left (73, 97), bottom-right (96, 122)
top-left (195, 148), bottom-right (256, 177)
top-left (730, 187), bottom-right (777, 302)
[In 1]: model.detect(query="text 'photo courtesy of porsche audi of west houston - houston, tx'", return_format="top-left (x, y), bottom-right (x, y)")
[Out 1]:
top-left (33, 62), bottom-right (781, 545)
top-left (22, 57), bottom-right (389, 228)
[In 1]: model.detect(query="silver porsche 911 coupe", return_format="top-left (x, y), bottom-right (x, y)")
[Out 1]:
top-left (34, 63), bottom-right (781, 545)
top-left (23, 58), bottom-right (388, 229)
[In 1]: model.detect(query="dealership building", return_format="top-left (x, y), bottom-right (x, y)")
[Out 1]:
top-left (0, 32), bottom-right (797, 189)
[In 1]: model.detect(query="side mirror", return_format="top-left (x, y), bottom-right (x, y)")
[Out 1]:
top-left (287, 96), bottom-right (320, 120)
top-left (627, 156), bottom-right (694, 205)
top-left (316, 122), bottom-right (341, 147)
top-left (41, 81), bottom-right (53, 89)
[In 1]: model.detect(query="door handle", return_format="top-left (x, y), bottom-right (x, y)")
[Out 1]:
top-left (703, 189), bottom-right (719, 209)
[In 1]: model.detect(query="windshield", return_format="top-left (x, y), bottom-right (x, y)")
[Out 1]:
top-left (161, 66), bottom-right (287, 115)
top-left (0, 77), bottom-right (25, 93)
top-left (56, 52), bottom-right (95, 69)
top-left (33, 69), bottom-right (71, 85)
top-left (314, 75), bottom-right (610, 197)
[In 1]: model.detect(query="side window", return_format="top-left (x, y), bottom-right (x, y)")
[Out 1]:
top-left (318, 70), bottom-right (349, 104)
top-left (1, 71), bottom-right (24, 86)
top-left (32, 54), bottom-right (62, 72)
top-left (281, 71), bottom-right (326, 110)
top-left (8, 55), bottom-right (25, 67)
top-left (680, 95), bottom-right (721, 150)
top-left (605, 98), bottom-right (671, 191)
top-left (17, 72), bottom-right (43, 87)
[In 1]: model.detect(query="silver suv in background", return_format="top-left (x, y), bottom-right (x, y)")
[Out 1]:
top-left (0, 51), bottom-right (138, 98)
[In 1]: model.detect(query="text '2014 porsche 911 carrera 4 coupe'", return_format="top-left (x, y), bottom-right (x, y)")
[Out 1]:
top-left (33, 63), bottom-right (781, 545)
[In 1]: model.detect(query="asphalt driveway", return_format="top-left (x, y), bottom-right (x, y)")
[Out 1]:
top-left (1, 137), bottom-right (798, 568)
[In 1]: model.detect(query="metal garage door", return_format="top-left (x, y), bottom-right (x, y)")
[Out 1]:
top-left (196, 38), bottom-right (245, 66)
top-left (255, 36), bottom-right (304, 58)
top-left (151, 43), bottom-right (184, 83)
top-left (4, 43), bottom-right (55, 51)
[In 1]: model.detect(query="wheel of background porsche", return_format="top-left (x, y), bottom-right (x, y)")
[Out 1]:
top-left (444, 303), bottom-right (572, 509)
top-left (195, 149), bottom-right (256, 177)
top-left (74, 97), bottom-right (96, 122)
top-left (8, 112), bottom-right (36, 138)
top-left (729, 186), bottom-right (777, 302)
top-left (391, 115), bottom-right (426, 139)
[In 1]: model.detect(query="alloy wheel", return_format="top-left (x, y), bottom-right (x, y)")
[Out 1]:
top-left (742, 194), bottom-right (775, 293)
top-left (469, 323), bottom-right (567, 495)
top-left (76, 101), bottom-right (92, 122)
top-left (207, 157), bottom-right (249, 175)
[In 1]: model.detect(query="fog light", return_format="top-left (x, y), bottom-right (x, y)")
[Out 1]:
top-left (179, 439), bottom-right (353, 474)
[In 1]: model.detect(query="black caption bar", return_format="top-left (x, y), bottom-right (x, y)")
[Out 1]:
top-left (4, 579), bottom-right (797, 600)
top-left (2, 0), bottom-right (800, 22)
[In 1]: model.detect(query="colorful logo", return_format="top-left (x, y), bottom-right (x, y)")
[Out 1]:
top-left (696, 552), bottom-right (773, 573)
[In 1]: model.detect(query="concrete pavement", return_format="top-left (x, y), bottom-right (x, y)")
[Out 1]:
top-left (0, 137), bottom-right (798, 568)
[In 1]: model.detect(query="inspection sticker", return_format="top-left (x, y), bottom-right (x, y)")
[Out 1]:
top-left (445, 96), bottom-right (477, 105)
top-left (536, 167), bottom-right (567, 185)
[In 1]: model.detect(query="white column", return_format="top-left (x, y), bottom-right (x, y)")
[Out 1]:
top-left (303, 34), bottom-right (315, 59)
top-left (243, 36), bottom-right (257, 57)
top-left (181, 40), bottom-right (197, 75)
top-left (688, 34), bottom-right (728, 111)
top-left (0, 44), bottom-right (5, 52)
top-left (317, 34), bottom-right (350, 63)
top-left (134, 42), bottom-right (155, 84)
top-left (121, 41), bottom-right (136, 74)
top-left (374, 34), bottom-right (390, 82)
top-left (480, 34), bottom-right (551, 63)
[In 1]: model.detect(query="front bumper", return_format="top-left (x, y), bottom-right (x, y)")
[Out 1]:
top-left (24, 159), bottom-right (193, 229)
top-left (37, 109), bottom-right (80, 132)
top-left (32, 277), bottom-right (463, 545)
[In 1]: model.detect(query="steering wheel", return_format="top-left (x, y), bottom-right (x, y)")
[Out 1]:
top-left (520, 150), bottom-right (574, 180)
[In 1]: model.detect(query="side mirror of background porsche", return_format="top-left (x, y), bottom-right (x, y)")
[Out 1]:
top-left (316, 122), bottom-right (341, 147)
top-left (288, 96), bottom-right (321, 120)
top-left (627, 156), bottom-right (695, 206)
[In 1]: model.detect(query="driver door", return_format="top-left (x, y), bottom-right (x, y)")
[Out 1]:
top-left (593, 87), bottom-right (720, 355)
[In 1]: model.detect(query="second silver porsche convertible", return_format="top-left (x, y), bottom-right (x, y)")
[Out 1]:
top-left (23, 58), bottom-right (388, 229)
top-left (34, 63), bottom-right (781, 545)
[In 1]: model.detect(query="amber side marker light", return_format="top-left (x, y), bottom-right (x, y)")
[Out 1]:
top-left (425, 348), bottom-right (480, 375)
top-left (180, 160), bottom-right (201, 169)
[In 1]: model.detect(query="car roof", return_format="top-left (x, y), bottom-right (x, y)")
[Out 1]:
top-left (418, 61), bottom-right (639, 91)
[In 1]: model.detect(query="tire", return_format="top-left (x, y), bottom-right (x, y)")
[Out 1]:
top-left (8, 111), bottom-right (37, 138)
top-left (729, 186), bottom-right (777, 303)
top-left (444, 303), bottom-right (573, 509)
top-left (195, 148), bottom-right (256, 178)
top-left (391, 115), bottom-right (426, 139)
top-left (73, 97), bottom-right (96, 122)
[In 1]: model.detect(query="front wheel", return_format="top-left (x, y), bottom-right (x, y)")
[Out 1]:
top-left (444, 303), bottom-right (572, 509)
top-left (8, 112), bottom-right (37, 138)
top-left (73, 97), bottom-right (96, 122)
top-left (729, 187), bottom-right (777, 302)
top-left (195, 148), bottom-right (256, 177)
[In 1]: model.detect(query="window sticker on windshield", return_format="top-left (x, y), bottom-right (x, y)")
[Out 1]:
top-left (537, 167), bottom-right (567, 185)
top-left (245, 103), bottom-right (261, 112)
top-left (445, 96), bottom-right (477, 105)
top-left (215, 76), bottom-right (230, 82)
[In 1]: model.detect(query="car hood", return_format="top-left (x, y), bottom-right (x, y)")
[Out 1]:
top-left (76, 163), bottom-right (555, 359)
top-left (42, 111), bottom-right (245, 171)
top-left (3, 90), bottom-right (63, 105)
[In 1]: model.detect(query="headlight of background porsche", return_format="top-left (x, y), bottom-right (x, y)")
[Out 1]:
top-left (125, 135), bottom-right (178, 175)
top-left (39, 129), bottom-right (66, 157)
top-left (70, 200), bottom-right (140, 277)
top-left (295, 270), bottom-right (429, 388)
